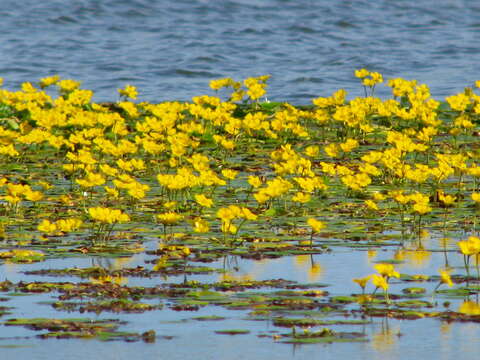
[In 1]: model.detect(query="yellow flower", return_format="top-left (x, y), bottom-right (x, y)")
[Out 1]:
top-left (221, 169), bottom-right (238, 180)
top-left (458, 239), bottom-right (480, 256)
top-left (194, 194), bottom-right (214, 208)
top-left (248, 175), bottom-right (263, 188)
top-left (374, 263), bottom-right (400, 278)
top-left (472, 192), bottom-right (480, 203)
top-left (221, 221), bottom-right (237, 234)
top-left (324, 143), bottom-right (339, 158)
top-left (241, 207), bottom-right (257, 220)
top-left (89, 207), bottom-right (130, 224)
top-left (439, 268), bottom-right (453, 287)
top-left (254, 191), bottom-right (270, 204)
top-left (157, 212), bottom-right (183, 225)
top-left (209, 78), bottom-right (234, 91)
top-left (292, 192), bottom-right (311, 203)
top-left (459, 301), bottom-right (480, 315)
top-left (104, 186), bottom-right (119, 198)
top-left (340, 139), bottom-right (358, 153)
top-left (371, 274), bottom-right (389, 291)
top-left (163, 201), bottom-right (177, 209)
top-left (412, 202), bottom-right (432, 215)
top-left (304, 145), bottom-right (319, 157)
top-left (438, 190), bottom-right (456, 206)
top-left (193, 217), bottom-right (210, 233)
top-left (307, 218), bottom-right (325, 233)
top-left (75, 172), bottom-right (105, 188)
top-left (39, 75), bottom-right (60, 88)
top-left (354, 68), bottom-right (369, 79)
top-left (24, 190), bottom-right (43, 202)
top-left (446, 93), bottom-right (470, 111)
top-left (118, 84), bottom-right (138, 100)
top-left (353, 275), bottom-right (371, 291)
top-left (56, 218), bottom-right (83, 233)
top-left (365, 199), bottom-right (378, 211)
top-left (127, 182), bottom-right (150, 199)
top-left (37, 219), bottom-right (57, 235)
top-left (181, 247), bottom-right (191, 257)
top-left (57, 79), bottom-right (81, 93)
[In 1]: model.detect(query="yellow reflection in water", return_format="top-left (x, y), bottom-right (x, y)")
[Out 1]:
top-left (367, 249), bottom-right (377, 264)
top-left (218, 257), bottom-right (270, 281)
top-left (112, 256), bottom-right (134, 269)
top-left (396, 245), bottom-right (431, 270)
top-left (370, 320), bottom-right (400, 354)
top-left (220, 272), bottom-right (253, 282)
top-left (89, 275), bottom-right (128, 285)
top-left (294, 254), bottom-right (323, 281)
top-left (458, 300), bottom-right (480, 315)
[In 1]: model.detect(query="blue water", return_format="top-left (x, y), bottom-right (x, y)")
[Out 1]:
top-left (2, 1), bottom-right (480, 358)
top-left (1, 0), bottom-right (479, 104)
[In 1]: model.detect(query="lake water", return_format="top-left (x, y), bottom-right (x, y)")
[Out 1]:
top-left (1, 0), bottom-right (480, 103)
top-left (2, 1), bottom-right (480, 359)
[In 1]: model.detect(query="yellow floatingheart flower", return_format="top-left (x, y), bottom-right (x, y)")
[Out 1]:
top-left (353, 275), bottom-right (371, 292)
top-left (57, 79), bottom-right (81, 93)
top-left (247, 175), bottom-right (262, 188)
top-left (221, 169), bottom-right (238, 180)
top-left (118, 84), bottom-right (138, 100)
top-left (354, 68), bottom-right (369, 79)
top-left (89, 207), bottom-right (130, 224)
top-left (192, 217), bottom-right (210, 233)
top-left (371, 274), bottom-right (389, 291)
top-left (307, 218), bottom-right (325, 233)
top-left (458, 237), bottom-right (480, 256)
top-left (439, 268), bottom-right (453, 287)
top-left (37, 219), bottom-right (57, 235)
top-left (56, 218), bottom-right (83, 233)
top-left (209, 77), bottom-right (235, 91)
top-left (39, 75), bottom-right (60, 88)
top-left (438, 190), bottom-right (456, 207)
top-left (194, 194), bottom-right (214, 208)
top-left (374, 263), bottom-right (400, 279)
top-left (472, 192), bottom-right (480, 203)
top-left (458, 301), bottom-right (480, 315)
top-left (157, 212), bottom-right (184, 225)
top-left (292, 192), bottom-right (311, 203)
top-left (365, 199), bottom-right (379, 211)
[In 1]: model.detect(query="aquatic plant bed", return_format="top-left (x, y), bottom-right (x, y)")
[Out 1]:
top-left (1, 72), bottom-right (480, 354)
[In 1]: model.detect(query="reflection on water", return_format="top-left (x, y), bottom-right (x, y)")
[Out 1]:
top-left (458, 300), bottom-right (480, 315)
top-left (0, 246), bottom-right (480, 359)
top-left (396, 246), bottom-right (432, 269)
top-left (2, 0), bottom-right (480, 104)
top-left (293, 254), bottom-right (324, 281)
top-left (370, 318), bottom-right (400, 354)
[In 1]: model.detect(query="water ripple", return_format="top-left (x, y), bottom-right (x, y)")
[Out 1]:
top-left (0, 0), bottom-right (479, 103)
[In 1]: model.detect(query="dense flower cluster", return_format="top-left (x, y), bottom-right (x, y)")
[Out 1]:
top-left (1, 71), bottom-right (480, 299)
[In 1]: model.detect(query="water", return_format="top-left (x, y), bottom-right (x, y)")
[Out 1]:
top-left (1, 0), bottom-right (479, 104)
top-left (1, 237), bottom-right (480, 359)
top-left (2, 1), bottom-right (480, 358)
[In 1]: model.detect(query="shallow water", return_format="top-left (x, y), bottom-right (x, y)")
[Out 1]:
top-left (2, 0), bottom-right (480, 358)
top-left (1, 235), bottom-right (480, 359)
top-left (1, 0), bottom-right (480, 103)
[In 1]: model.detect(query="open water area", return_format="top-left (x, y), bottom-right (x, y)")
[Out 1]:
top-left (1, 0), bottom-right (480, 103)
top-left (1, 0), bottom-right (480, 359)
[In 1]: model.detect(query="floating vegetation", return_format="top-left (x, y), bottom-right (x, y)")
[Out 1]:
top-left (279, 327), bottom-right (367, 344)
top-left (3, 318), bottom-right (155, 342)
top-left (1, 71), bottom-right (480, 346)
top-left (214, 329), bottom-right (250, 335)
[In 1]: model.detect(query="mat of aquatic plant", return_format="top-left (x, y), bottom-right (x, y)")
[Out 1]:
top-left (0, 71), bottom-right (480, 353)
